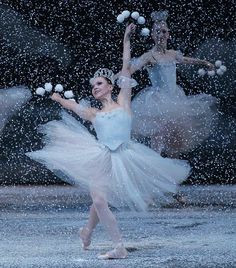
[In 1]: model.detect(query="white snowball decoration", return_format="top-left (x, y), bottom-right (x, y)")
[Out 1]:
top-left (44, 82), bottom-right (53, 92)
top-left (122, 10), bottom-right (130, 18)
top-left (64, 90), bottom-right (74, 99)
top-left (215, 60), bottom-right (222, 68)
top-left (137, 16), bottom-right (145, 24)
top-left (131, 11), bottom-right (139, 20)
top-left (216, 69), bottom-right (224, 76)
top-left (141, 28), bottom-right (150, 36)
top-left (36, 87), bottom-right (45, 96)
top-left (207, 70), bottom-right (216, 77)
top-left (198, 68), bottom-right (206, 76)
top-left (117, 10), bottom-right (149, 38)
top-left (197, 59), bottom-right (226, 77)
top-left (55, 84), bottom-right (64, 92)
top-left (219, 65), bottom-right (227, 72)
top-left (117, 14), bottom-right (125, 23)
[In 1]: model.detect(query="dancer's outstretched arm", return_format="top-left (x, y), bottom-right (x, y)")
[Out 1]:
top-left (181, 55), bottom-right (215, 70)
top-left (51, 93), bottom-right (96, 121)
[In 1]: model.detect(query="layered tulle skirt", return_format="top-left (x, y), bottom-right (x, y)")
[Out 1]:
top-left (132, 85), bottom-right (218, 156)
top-left (26, 112), bottom-right (191, 211)
top-left (0, 86), bottom-right (31, 133)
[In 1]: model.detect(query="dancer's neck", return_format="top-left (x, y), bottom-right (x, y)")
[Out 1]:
top-left (154, 43), bottom-right (167, 54)
top-left (101, 97), bottom-right (117, 110)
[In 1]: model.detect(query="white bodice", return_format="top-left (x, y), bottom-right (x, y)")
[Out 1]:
top-left (146, 61), bottom-right (177, 91)
top-left (92, 108), bottom-right (132, 151)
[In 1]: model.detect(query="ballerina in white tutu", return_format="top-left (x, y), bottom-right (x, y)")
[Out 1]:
top-left (130, 10), bottom-right (218, 157)
top-left (0, 86), bottom-right (31, 134)
top-left (26, 24), bottom-right (190, 259)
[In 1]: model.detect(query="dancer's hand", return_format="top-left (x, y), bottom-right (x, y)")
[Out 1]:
top-left (51, 92), bottom-right (62, 102)
top-left (203, 60), bottom-right (215, 70)
top-left (124, 23), bottom-right (136, 40)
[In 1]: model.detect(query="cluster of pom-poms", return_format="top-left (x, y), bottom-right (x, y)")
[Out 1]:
top-left (35, 82), bottom-right (75, 100)
top-left (198, 60), bottom-right (227, 77)
top-left (117, 10), bottom-right (150, 36)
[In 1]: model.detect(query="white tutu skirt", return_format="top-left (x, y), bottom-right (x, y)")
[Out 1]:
top-left (0, 86), bottom-right (31, 133)
top-left (132, 85), bottom-right (218, 155)
top-left (26, 112), bottom-right (191, 211)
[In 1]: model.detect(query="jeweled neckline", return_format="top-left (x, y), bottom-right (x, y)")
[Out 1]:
top-left (96, 107), bottom-right (123, 115)
top-left (94, 107), bottom-right (132, 120)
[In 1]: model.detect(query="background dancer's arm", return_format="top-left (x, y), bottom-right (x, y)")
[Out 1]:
top-left (113, 40), bottom-right (150, 80)
top-left (129, 51), bottom-right (151, 74)
top-left (181, 56), bottom-right (215, 70)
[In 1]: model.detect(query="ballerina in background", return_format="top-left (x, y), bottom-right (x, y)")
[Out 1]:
top-left (130, 10), bottom-right (218, 158)
top-left (0, 86), bottom-right (31, 134)
top-left (26, 24), bottom-right (190, 259)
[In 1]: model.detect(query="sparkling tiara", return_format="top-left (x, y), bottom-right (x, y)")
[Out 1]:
top-left (89, 68), bottom-right (115, 85)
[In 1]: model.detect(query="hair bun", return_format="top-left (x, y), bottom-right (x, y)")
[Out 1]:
top-left (151, 10), bottom-right (169, 22)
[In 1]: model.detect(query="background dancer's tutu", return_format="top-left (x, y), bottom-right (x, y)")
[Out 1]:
top-left (0, 86), bottom-right (31, 133)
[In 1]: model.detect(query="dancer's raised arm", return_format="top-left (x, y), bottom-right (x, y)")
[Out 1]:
top-left (121, 23), bottom-right (136, 76)
top-left (117, 23), bottom-right (136, 109)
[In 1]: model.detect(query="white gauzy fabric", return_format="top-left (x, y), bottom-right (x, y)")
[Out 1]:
top-left (0, 86), bottom-right (31, 133)
top-left (26, 108), bottom-right (191, 211)
top-left (130, 57), bottom-right (144, 72)
top-left (116, 76), bottom-right (138, 88)
top-left (131, 57), bottom-right (218, 155)
top-left (175, 50), bottom-right (184, 63)
top-left (75, 98), bottom-right (91, 118)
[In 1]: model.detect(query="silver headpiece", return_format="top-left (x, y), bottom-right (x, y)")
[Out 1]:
top-left (89, 68), bottom-right (115, 85)
top-left (151, 10), bottom-right (169, 23)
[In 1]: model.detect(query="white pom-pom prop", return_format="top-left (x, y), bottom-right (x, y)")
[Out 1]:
top-left (44, 82), bottom-right (53, 92)
top-left (64, 90), bottom-right (74, 99)
top-left (216, 69), bottom-right (224, 76)
top-left (122, 10), bottom-right (130, 18)
top-left (198, 68), bottom-right (206, 76)
top-left (141, 28), bottom-right (150, 36)
top-left (117, 10), bottom-right (149, 38)
top-left (197, 59), bottom-right (226, 77)
top-left (219, 65), bottom-right (227, 72)
top-left (117, 14), bottom-right (125, 23)
top-left (207, 70), bottom-right (216, 77)
top-left (55, 84), bottom-right (64, 92)
top-left (131, 11), bottom-right (139, 20)
top-left (137, 16), bottom-right (145, 25)
top-left (215, 60), bottom-right (222, 68)
top-left (36, 87), bottom-right (46, 96)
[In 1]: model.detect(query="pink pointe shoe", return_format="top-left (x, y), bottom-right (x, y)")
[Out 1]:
top-left (79, 227), bottom-right (91, 250)
top-left (97, 244), bottom-right (128, 260)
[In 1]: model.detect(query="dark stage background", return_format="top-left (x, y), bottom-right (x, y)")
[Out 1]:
top-left (0, 0), bottom-right (235, 185)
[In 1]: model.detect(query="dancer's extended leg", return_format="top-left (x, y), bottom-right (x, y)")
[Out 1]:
top-left (90, 190), bottom-right (127, 259)
top-left (79, 204), bottom-right (99, 250)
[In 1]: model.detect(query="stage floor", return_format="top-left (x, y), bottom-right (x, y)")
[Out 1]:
top-left (0, 184), bottom-right (235, 268)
